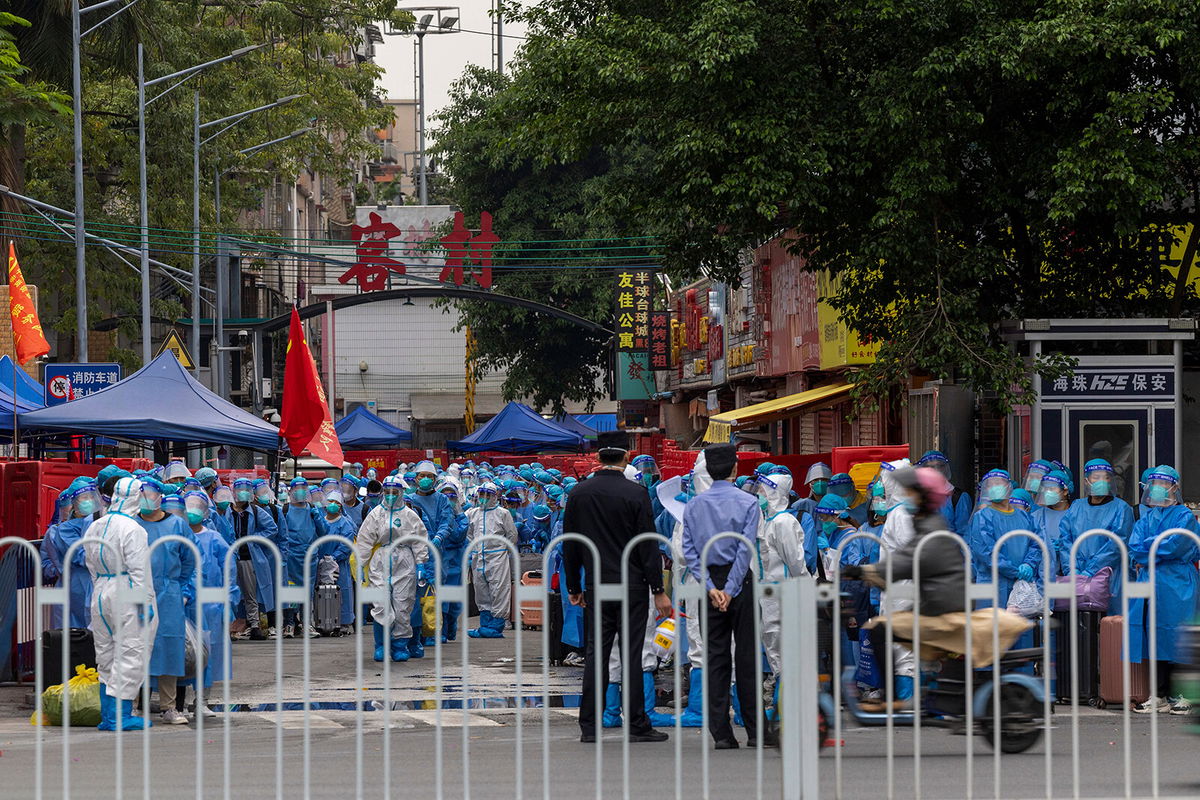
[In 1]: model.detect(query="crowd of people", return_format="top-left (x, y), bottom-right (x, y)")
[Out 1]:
top-left (33, 442), bottom-right (1200, 736)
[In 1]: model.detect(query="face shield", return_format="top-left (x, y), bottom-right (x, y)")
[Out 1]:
top-left (365, 467), bottom-right (377, 481)
top-left (290, 482), bottom-right (310, 503)
top-left (139, 482), bottom-right (164, 513)
top-left (340, 479), bottom-right (357, 499)
top-left (233, 479), bottom-right (254, 504)
top-left (439, 483), bottom-right (460, 506)
top-left (212, 485), bottom-right (234, 512)
top-left (917, 452), bottom-right (951, 480)
top-left (979, 471), bottom-right (1013, 504)
top-left (309, 487), bottom-right (326, 506)
top-left (869, 480), bottom-right (889, 515)
top-left (1009, 489), bottom-right (1033, 512)
top-left (827, 475), bottom-right (857, 505)
top-left (382, 477), bottom-right (405, 508)
top-left (1143, 471), bottom-right (1179, 508)
top-left (162, 495), bottom-right (185, 518)
top-left (163, 461), bottom-right (191, 483)
top-left (1038, 475), bottom-right (1069, 507)
top-left (183, 491), bottom-right (210, 526)
top-left (1023, 462), bottom-right (1050, 493)
top-left (254, 484), bottom-right (276, 506)
top-left (1084, 466), bottom-right (1113, 499)
top-left (72, 486), bottom-right (104, 518)
top-left (477, 484), bottom-right (500, 510)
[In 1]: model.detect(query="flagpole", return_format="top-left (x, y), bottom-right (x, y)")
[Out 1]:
top-left (11, 357), bottom-right (17, 461)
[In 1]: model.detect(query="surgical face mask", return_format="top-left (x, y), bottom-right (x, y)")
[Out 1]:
top-left (326, 502), bottom-right (341, 516)
top-left (417, 477), bottom-right (435, 492)
top-left (1090, 480), bottom-right (1110, 497)
top-left (140, 494), bottom-right (162, 513)
top-left (291, 488), bottom-right (308, 502)
top-left (820, 520), bottom-right (837, 535)
top-left (77, 500), bottom-right (96, 515)
top-left (871, 498), bottom-right (889, 514)
top-left (1024, 477), bottom-right (1042, 493)
top-left (758, 495), bottom-right (769, 513)
top-left (383, 491), bottom-right (402, 507)
top-left (810, 480), bottom-right (828, 497)
top-left (986, 485), bottom-right (1009, 502)
top-left (1039, 488), bottom-right (1062, 506)
top-left (186, 511), bottom-right (205, 526)
top-left (1148, 485), bottom-right (1171, 504)
top-left (255, 493), bottom-right (271, 505)
top-left (236, 490), bottom-right (252, 503)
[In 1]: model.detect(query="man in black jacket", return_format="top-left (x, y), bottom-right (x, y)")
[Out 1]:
top-left (563, 430), bottom-right (673, 743)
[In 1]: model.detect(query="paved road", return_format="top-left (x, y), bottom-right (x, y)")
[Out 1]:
top-left (2, 624), bottom-right (1198, 798)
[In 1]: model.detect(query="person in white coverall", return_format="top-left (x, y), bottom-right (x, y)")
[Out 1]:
top-left (756, 471), bottom-right (810, 678)
top-left (466, 482), bottom-right (518, 638)
top-left (876, 459), bottom-right (916, 700)
top-left (85, 476), bottom-right (157, 731)
top-left (355, 476), bottom-right (427, 663)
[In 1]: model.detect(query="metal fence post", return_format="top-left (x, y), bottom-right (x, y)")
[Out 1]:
top-left (779, 576), bottom-right (819, 800)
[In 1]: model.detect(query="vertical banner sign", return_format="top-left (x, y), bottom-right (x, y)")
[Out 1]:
top-left (614, 268), bottom-right (656, 352)
top-left (649, 312), bottom-right (671, 370)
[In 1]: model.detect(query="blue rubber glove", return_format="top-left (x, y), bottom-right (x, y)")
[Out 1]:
top-left (816, 535), bottom-right (830, 550)
top-left (1017, 563), bottom-right (1034, 582)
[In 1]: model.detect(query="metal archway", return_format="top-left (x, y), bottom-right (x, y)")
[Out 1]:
top-left (251, 286), bottom-right (614, 336)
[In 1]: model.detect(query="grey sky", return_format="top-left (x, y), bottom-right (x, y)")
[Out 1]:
top-left (374, 3), bottom-right (527, 126)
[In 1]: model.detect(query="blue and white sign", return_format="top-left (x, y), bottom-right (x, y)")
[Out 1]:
top-left (1040, 367), bottom-right (1174, 400)
top-left (44, 363), bottom-right (122, 406)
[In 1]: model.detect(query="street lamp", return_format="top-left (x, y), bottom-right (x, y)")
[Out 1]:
top-left (211, 127), bottom-right (312, 400)
top-left (138, 41), bottom-right (269, 367)
top-left (385, 8), bottom-right (461, 205)
top-left (193, 92), bottom-right (303, 375)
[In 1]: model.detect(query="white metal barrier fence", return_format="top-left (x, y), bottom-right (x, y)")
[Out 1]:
top-left (1, 526), bottom-right (1197, 799)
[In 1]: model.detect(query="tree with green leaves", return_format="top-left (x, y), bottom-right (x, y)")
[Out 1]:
top-left (435, 0), bottom-right (1200, 410)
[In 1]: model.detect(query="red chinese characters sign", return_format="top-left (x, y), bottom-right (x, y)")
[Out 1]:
top-left (649, 312), bottom-right (671, 370)
top-left (340, 209), bottom-right (498, 292)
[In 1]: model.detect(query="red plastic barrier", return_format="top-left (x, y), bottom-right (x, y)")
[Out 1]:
top-left (343, 449), bottom-right (402, 473)
top-left (831, 445), bottom-right (910, 475)
top-left (737, 453), bottom-right (831, 481)
top-left (3, 460), bottom-right (101, 542)
top-left (94, 457), bottom-right (153, 473)
top-left (217, 467), bottom-right (269, 485)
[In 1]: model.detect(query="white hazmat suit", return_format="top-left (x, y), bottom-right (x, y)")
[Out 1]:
top-left (356, 499), bottom-right (428, 640)
top-left (756, 472), bottom-right (810, 675)
top-left (85, 477), bottom-right (158, 701)
top-left (466, 497), bottom-right (518, 625)
top-left (877, 459), bottom-right (916, 680)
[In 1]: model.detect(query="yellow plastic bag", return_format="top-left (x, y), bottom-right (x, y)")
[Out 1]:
top-left (31, 665), bottom-right (102, 727)
top-left (420, 583), bottom-right (437, 637)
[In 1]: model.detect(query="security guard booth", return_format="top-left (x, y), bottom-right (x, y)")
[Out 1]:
top-left (1001, 319), bottom-right (1195, 507)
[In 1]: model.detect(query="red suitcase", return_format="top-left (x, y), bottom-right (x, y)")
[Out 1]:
top-left (519, 571), bottom-right (543, 629)
top-left (1098, 615), bottom-right (1150, 707)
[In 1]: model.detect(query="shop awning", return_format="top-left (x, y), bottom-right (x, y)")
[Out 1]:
top-left (703, 383), bottom-right (853, 443)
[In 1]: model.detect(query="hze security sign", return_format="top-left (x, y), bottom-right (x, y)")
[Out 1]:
top-left (44, 363), bottom-right (121, 406)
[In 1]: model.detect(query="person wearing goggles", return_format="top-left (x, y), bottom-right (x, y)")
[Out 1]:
top-left (967, 469), bottom-right (1040, 648)
top-left (221, 478), bottom-right (280, 641)
top-left (466, 482), bottom-right (518, 639)
top-left (280, 478), bottom-right (327, 640)
top-left (1127, 465), bottom-right (1199, 715)
top-left (135, 477), bottom-right (196, 726)
top-left (316, 491), bottom-right (356, 635)
top-left (356, 476), bottom-right (428, 662)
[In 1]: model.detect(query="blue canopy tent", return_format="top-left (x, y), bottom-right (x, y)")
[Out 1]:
top-left (335, 405), bottom-right (412, 448)
top-left (574, 413), bottom-right (617, 433)
top-left (0, 356), bottom-right (45, 409)
top-left (19, 351), bottom-right (282, 450)
top-left (447, 402), bottom-right (585, 454)
top-left (552, 412), bottom-right (598, 441)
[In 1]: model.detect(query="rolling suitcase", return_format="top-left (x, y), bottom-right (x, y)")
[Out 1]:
top-left (40, 628), bottom-right (96, 692)
top-left (520, 571), bottom-right (543, 629)
top-left (1098, 615), bottom-right (1150, 707)
top-left (1054, 610), bottom-right (1101, 704)
top-left (314, 584), bottom-right (341, 636)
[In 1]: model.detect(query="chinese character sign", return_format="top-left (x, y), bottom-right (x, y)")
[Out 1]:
top-left (614, 269), bottom-right (656, 352)
top-left (44, 364), bottom-right (122, 407)
top-left (1041, 368), bottom-right (1174, 399)
top-left (439, 211), bottom-right (496, 289)
top-left (341, 211), bottom-right (406, 291)
top-left (7, 242), bottom-right (49, 365)
top-left (649, 312), bottom-right (671, 370)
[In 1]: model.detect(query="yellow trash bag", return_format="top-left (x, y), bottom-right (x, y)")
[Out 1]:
top-left (420, 582), bottom-right (438, 637)
top-left (31, 665), bottom-right (102, 727)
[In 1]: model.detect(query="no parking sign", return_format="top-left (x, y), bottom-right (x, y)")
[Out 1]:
top-left (43, 363), bottom-right (121, 406)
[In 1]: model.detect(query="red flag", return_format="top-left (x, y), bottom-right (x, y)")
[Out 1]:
top-left (280, 307), bottom-right (343, 464)
top-left (7, 242), bottom-right (50, 365)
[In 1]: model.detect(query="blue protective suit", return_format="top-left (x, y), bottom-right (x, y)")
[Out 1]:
top-left (209, 511), bottom-right (234, 545)
top-left (789, 496), bottom-right (819, 518)
top-left (141, 513), bottom-right (196, 678)
top-left (967, 505), bottom-right (1041, 603)
top-left (341, 499), bottom-right (365, 529)
top-left (549, 540), bottom-right (585, 649)
top-left (1055, 497), bottom-right (1134, 614)
top-left (192, 526), bottom-right (240, 686)
top-left (408, 491), bottom-right (453, 550)
top-left (317, 515), bottom-right (356, 625)
top-left (281, 504), bottom-right (328, 589)
top-left (796, 510), bottom-right (819, 575)
top-left (433, 509), bottom-right (470, 586)
top-left (1127, 505), bottom-right (1200, 663)
top-left (938, 488), bottom-right (974, 535)
top-left (218, 504), bottom-right (280, 613)
top-left (50, 516), bottom-right (98, 629)
top-left (856, 518), bottom-right (886, 611)
top-left (847, 502), bottom-right (870, 526)
top-left (1033, 505), bottom-right (1070, 580)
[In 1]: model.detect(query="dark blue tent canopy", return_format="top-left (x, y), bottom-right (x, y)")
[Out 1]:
top-left (19, 351), bottom-right (282, 450)
top-left (552, 412), bottom-right (597, 441)
top-left (447, 402), bottom-right (585, 454)
top-left (0, 356), bottom-right (45, 410)
top-left (335, 405), bottom-right (412, 448)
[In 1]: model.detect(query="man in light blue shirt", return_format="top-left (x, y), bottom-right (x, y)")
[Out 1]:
top-left (682, 443), bottom-right (771, 749)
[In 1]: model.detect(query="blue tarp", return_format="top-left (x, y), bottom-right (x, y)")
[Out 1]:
top-left (19, 351), bottom-right (282, 450)
top-left (552, 413), bottom-right (598, 441)
top-left (335, 405), bottom-right (412, 448)
top-left (574, 413), bottom-right (617, 433)
top-left (447, 402), bottom-right (585, 454)
top-left (0, 356), bottom-right (45, 410)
